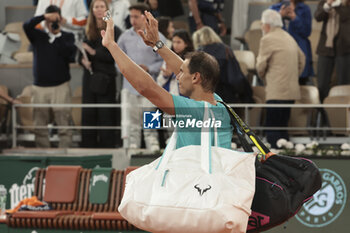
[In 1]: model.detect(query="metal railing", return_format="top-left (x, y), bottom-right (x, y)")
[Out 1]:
top-left (7, 103), bottom-right (350, 147)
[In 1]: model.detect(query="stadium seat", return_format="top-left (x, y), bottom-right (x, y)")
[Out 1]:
top-left (249, 20), bottom-right (262, 31)
top-left (4, 21), bottom-right (33, 63)
top-left (288, 86), bottom-right (320, 136)
top-left (324, 96), bottom-right (350, 136)
top-left (233, 50), bottom-right (256, 72)
top-left (237, 61), bottom-right (249, 77)
top-left (16, 85), bottom-right (34, 131)
top-left (328, 85), bottom-right (350, 97)
top-left (7, 166), bottom-right (137, 230)
top-left (244, 29), bottom-right (262, 58)
top-left (234, 49), bottom-right (258, 85)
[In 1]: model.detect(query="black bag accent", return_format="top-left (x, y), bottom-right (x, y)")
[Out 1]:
top-left (89, 72), bottom-right (111, 95)
top-left (219, 101), bottom-right (322, 232)
top-left (224, 47), bottom-right (254, 104)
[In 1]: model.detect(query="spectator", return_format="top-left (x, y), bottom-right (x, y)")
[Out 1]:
top-left (102, 11), bottom-right (233, 149)
top-left (192, 26), bottom-right (254, 105)
top-left (146, 0), bottom-right (160, 18)
top-left (314, 0), bottom-right (350, 102)
top-left (35, 0), bottom-right (88, 38)
top-left (157, 0), bottom-right (184, 18)
top-left (80, 0), bottom-right (122, 148)
top-left (157, 29), bottom-right (194, 96)
top-left (256, 9), bottom-right (305, 148)
top-left (157, 29), bottom-right (194, 143)
top-left (188, 0), bottom-right (226, 36)
top-left (108, 0), bottom-right (131, 31)
top-left (270, 0), bottom-right (314, 85)
top-left (138, 0), bottom-right (184, 18)
top-left (157, 16), bottom-right (175, 48)
top-left (23, 5), bottom-right (76, 148)
top-left (117, 3), bottom-right (166, 150)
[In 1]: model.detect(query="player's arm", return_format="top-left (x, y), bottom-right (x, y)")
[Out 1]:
top-left (101, 14), bottom-right (175, 115)
top-left (138, 11), bottom-right (183, 76)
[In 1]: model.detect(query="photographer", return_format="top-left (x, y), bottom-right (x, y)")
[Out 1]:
top-left (34, 0), bottom-right (88, 38)
top-left (23, 5), bottom-right (76, 148)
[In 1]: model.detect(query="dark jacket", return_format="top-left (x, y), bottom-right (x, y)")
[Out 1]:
top-left (199, 43), bottom-right (253, 104)
top-left (83, 26), bottom-right (122, 78)
top-left (23, 15), bottom-right (76, 87)
top-left (314, 0), bottom-right (350, 57)
top-left (271, 2), bottom-right (314, 78)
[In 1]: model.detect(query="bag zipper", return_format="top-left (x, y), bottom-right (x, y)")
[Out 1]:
top-left (256, 177), bottom-right (283, 191)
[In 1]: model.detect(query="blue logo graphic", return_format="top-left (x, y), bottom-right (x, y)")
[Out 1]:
top-left (143, 110), bottom-right (161, 129)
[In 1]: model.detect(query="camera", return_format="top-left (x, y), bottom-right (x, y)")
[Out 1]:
top-left (51, 20), bottom-right (59, 30)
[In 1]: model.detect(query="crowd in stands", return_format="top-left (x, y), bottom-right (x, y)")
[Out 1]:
top-left (1, 0), bottom-right (350, 149)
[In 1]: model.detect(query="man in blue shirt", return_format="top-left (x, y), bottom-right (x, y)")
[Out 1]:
top-left (23, 5), bottom-right (76, 148)
top-left (117, 3), bottom-right (165, 151)
top-left (102, 11), bottom-right (232, 149)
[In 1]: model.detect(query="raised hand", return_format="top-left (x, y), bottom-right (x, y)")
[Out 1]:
top-left (287, 4), bottom-right (296, 20)
top-left (101, 10), bottom-right (115, 48)
top-left (279, 5), bottom-right (291, 18)
top-left (137, 11), bottom-right (160, 47)
top-left (44, 12), bottom-right (60, 22)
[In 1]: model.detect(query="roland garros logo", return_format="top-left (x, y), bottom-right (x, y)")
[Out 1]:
top-left (296, 168), bottom-right (347, 228)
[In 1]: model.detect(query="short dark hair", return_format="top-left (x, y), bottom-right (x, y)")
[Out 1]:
top-left (129, 3), bottom-right (150, 14)
top-left (45, 5), bottom-right (61, 16)
top-left (185, 51), bottom-right (219, 92)
top-left (171, 29), bottom-right (194, 59)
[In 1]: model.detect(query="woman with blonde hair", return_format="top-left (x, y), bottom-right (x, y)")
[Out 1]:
top-left (193, 26), bottom-right (253, 104)
top-left (192, 25), bottom-right (222, 50)
top-left (80, 0), bottom-right (122, 148)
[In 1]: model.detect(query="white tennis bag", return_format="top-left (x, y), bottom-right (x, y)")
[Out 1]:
top-left (119, 103), bottom-right (256, 233)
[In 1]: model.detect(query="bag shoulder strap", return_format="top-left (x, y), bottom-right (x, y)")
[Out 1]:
top-left (218, 101), bottom-right (272, 159)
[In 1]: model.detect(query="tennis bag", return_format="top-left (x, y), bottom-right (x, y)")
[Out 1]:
top-left (119, 103), bottom-right (256, 233)
top-left (219, 102), bottom-right (322, 232)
